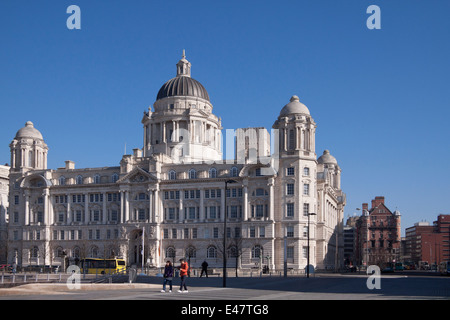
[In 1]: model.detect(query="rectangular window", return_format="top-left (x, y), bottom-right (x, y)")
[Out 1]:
top-left (213, 227), bottom-right (219, 238)
top-left (303, 184), bottom-right (310, 196)
top-left (287, 184), bottom-right (294, 195)
top-left (249, 227), bottom-right (256, 238)
top-left (287, 167), bottom-right (295, 176)
top-left (209, 206), bottom-right (216, 219)
top-left (286, 203), bottom-right (294, 217)
top-left (189, 207), bottom-right (196, 220)
top-left (287, 246), bottom-right (294, 259)
top-left (303, 203), bottom-right (310, 216)
top-left (259, 226), bottom-right (265, 238)
top-left (286, 226), bottom-right (294, 238)
top-left (256, 205), bottom-right (264, 217)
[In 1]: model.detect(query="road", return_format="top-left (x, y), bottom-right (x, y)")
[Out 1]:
top-left (0, 273), bottom-right (449, 300)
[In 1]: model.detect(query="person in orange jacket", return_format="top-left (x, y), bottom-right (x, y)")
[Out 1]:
top-left (178, 258), bottom-right (189, 293)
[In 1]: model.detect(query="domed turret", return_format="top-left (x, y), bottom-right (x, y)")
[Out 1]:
top-left (317, 150), bottom-right (338, 165)
top-left (10, 121), bottom-right (48, 171)
top-left (156, 50), bottom-right (210, 102)
top-left (279, 96), bottom-right (310, 116)
top-left (15, 121), bottom-right (44, 140)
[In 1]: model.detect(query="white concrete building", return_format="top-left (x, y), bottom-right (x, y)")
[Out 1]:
top-left (6, 53), bottom-right (346, 272)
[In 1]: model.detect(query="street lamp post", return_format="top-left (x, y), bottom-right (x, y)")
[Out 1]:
top-left (307, 212), bottom-right (316, 278)
top-left (223, 179), bottom-right (237, 287)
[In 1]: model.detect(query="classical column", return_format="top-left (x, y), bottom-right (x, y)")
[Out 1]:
top-left (24, 190), bottom-right (30, 225)
top-left (125, 191), bottom-right (130, 222)
top-left (243, 183), bottom-right (248, 221)
top-left (43, 188), bottom-right (49, 225)
top-left (199, 188), bottom-right (204, 222)
top-left (84, 193), bottom-right (89, 224)
top-left (67, 194), bottom-right (72, 224)
top-left (148, 189), bottom-right (153, 223)
top-left (102, 192), bottom-right (107, 224)
top-left (268, 179), bottom-right (274, 221)
top-left (120, 190), bottom-right (124, 223)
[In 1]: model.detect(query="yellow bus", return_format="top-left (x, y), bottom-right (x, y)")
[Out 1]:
top-left (80, 258), bottom-right (126, 275)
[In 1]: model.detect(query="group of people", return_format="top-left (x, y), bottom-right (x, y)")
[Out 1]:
top-left (161, 259), bottom-right (209, 293)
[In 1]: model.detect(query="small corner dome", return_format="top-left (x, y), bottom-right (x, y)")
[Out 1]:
top-left (279, 95), bottom-right (310, 116)
top-left (394, 210), bottom-right (401, 216)
top-left (317, 150), bottom-right (338, 165)
top-left (15, 121), bottom-right (44, 140)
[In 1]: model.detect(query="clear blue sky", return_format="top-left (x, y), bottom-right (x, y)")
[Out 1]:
top-left (1, 0), bottom-right (449, 235)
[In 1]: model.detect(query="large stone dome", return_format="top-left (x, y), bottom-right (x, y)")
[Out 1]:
top-left (15, 121), bottom-right (44, 140)
top-left (279, 95), bottom-right (310, 116)
top-left (156, 51), bottom-right (210, 102)
top-left (318, 150), bottom-right (338, 165)
top-left (156, 76), bottom-right (210, 101)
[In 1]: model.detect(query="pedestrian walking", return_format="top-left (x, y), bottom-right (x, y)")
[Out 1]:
top-left (200, 260), bottom-right (209, 278)
top-left (177, 258), bottom-right (189, 293)
top-left (161, 260), bottom-right (173, 293)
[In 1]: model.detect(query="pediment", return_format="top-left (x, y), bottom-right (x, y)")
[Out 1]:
top-left (117, 166), bottom-right (157, 184)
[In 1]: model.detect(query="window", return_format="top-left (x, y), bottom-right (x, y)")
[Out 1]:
top-left (188, 169), bottom-right (197, 179)
top-left (252, 245), bottom-right (262, 259)
top-left (59, 176), bottom-right (66, 186)
top-left (76, 175), bottom-right (83, 185)
top-left (255, 188), bottom-right (267, 196)
top-left (255, 168), bottom-right (262, 176)
top-left (249, 226), bottom-right (256, 238)
top-left (259, 226), bottom-right (265, 238)
top-left (303, 226), bottom-right (308, 237)
top-left (230, 167), bottom-right (238, 177)
top-left (286, 226), bottom-right (294, 238)
top-left (166, 247), bottom-right (175, 259)
top-left (287, 167), bottom-right (295, 176)
top-left (286, 203), bottom-right (294, 217)
top-left (287, 184), bottom-right (294, 195)
top-left (207, 246), bottom-right (217, 258)
top-left (168, 170), bottom-right (176, 180)
top-left (93, 174), bottom-right (101, 184)
top-left (209, 168), bottom-right (217, 178)
top-left (303, 203), bottom-right (310, 216)
top-left (303, 183), bottom-right (310, 196)
top-left (255, 205), bottom-right (264, 218)
top-left (111, 173), bottom-right (119, 183)
top-left (303, 167), bottom-right (310, 177)
top-left (302, 247), bottom-right (308, 259)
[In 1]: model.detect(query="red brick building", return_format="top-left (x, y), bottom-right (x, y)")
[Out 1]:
top-left (356, 196), bottom-right (401, 266)
top-left (405, 214), bottom-right (450, 267)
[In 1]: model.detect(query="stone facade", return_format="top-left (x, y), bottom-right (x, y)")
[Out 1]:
top-left (6, 53), bottom-right (346, 271)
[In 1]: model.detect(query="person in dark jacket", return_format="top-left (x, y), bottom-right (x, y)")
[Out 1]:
top-left (200, 260), bottom-right (209, 278)
top-left (161, 260), bottom-right (173, 293)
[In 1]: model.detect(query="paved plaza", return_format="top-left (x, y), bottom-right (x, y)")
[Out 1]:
top-left (0, 273), bottom-right (449, 300)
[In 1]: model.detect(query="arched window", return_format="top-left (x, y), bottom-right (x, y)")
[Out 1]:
top-left (230, 167), bottom-right (238, 177)
top-left (209, 168), bottom-right (217, 178)
top-left (207, 246), bottom-right (217, 258)
top-left (188, 169), bottom-right (197, 179)
top-left (166, 247), bottom-right (176, 259)
top-left (228, 246), bottom-right (238, 258)
top-left (111, 173), bottom-right (119, 183)
top-left (252, 245), bottom-right (263, 259)
top-left (76, 175), bottom-right (83, 185)
top-left (30, 246), bottom-right (39, 258)
top-left (93, 174), bottom-right (101, 184)
top-left (59, 176), bottom-right (66, 186)
top-left (185, 246), bottom-right (196, 259)
top-left (168, 170), bottom-right (177, 180)
top-left (90, 246), bottom-right (99, 258)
